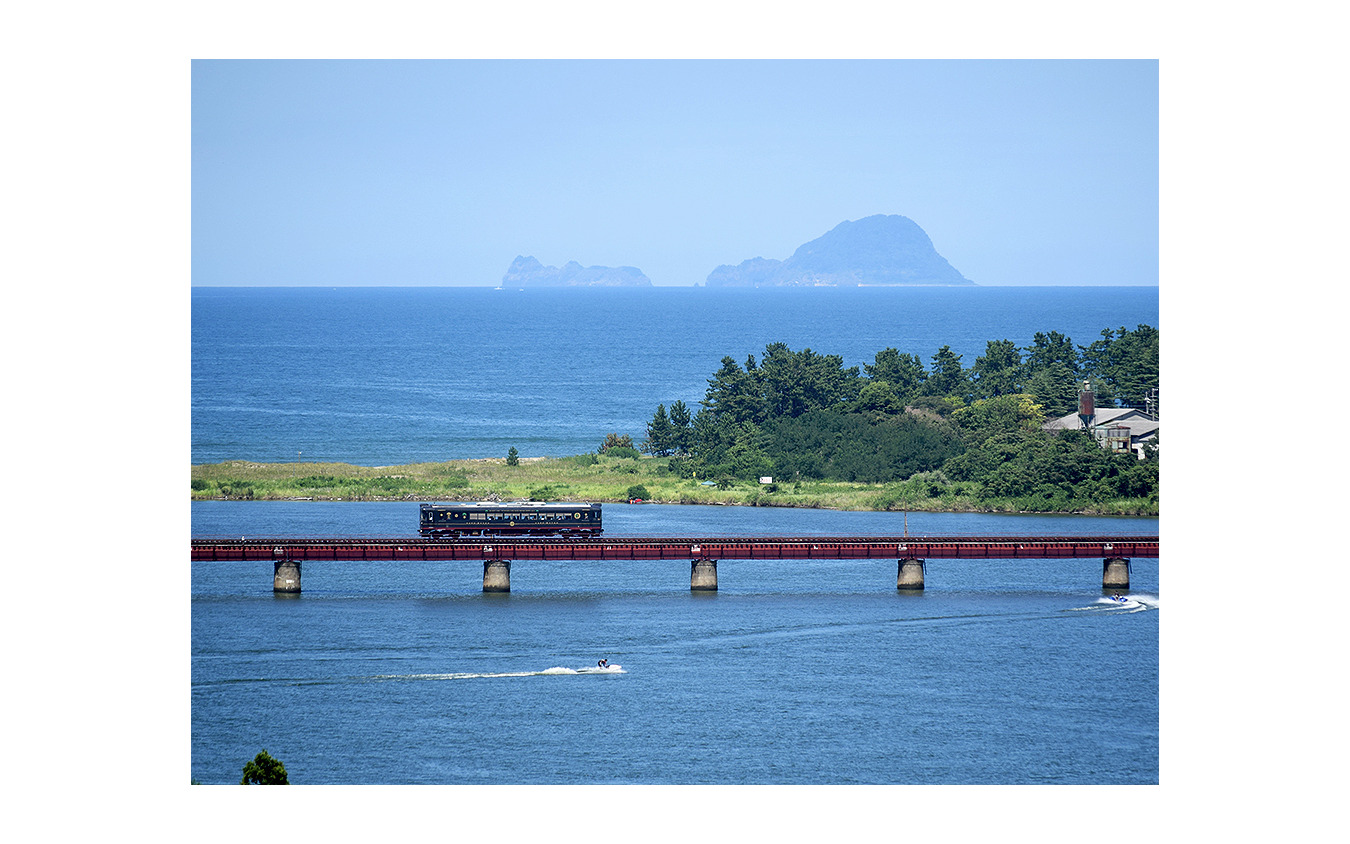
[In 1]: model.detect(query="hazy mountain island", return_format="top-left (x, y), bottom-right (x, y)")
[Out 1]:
top-left (707, 214), bottom-right (974, 287)
top-left (501, 255), bottom-right (653, 287)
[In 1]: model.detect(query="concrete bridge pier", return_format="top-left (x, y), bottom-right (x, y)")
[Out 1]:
top-left (691, 558), bottom-right (718, 591)
top-left (273, 559), bottom-right (301, 593)
top-left (483, 559), bottom-right (511, 592)
top-left (897, 558), bottom-right (925, 591)
top-left (1103, 557), bottom-right (1131, 591)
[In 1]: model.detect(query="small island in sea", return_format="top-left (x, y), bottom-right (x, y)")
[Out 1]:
top-left (501, 255), bottom-right (653, 288)
top-left (707, 214), bottom-right (974, 287)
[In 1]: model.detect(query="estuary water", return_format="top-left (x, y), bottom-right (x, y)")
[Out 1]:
top-left (192, 502), bottom-right (1158, 785)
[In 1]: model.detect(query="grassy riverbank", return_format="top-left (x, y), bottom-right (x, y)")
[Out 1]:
top-left (191, 455), bottom-right (1157, 516)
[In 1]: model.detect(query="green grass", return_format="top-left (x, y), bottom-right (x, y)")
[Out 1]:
top-left (190, 455), bottom-right (1157, 516)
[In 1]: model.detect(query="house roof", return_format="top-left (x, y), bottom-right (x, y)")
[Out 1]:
top-left (1044, 407), bottom-right (1158, 439)
top-left (1115, 419), bottom-right (1160, 439)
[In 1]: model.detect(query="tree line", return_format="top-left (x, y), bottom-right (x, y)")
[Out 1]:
top-left (639, 327), bottom-right (1158, 508)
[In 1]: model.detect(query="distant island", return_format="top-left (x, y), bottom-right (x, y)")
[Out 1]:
top-left (707, 214), bottom-right (974, 287)
top-left (501, 255), bottom-right (653, 288)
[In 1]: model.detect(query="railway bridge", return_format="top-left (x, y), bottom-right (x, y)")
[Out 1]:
top-left (190, 535), bottom-right (1159, 593)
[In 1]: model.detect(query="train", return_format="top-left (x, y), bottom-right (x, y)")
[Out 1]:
top-left (419, 501), bottom-right (603, 538)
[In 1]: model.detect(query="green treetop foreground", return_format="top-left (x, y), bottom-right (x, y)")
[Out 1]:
top-left (191, 326), bottom-right (1157, 516)
top-left (240, 750), bottom-right (288, 785)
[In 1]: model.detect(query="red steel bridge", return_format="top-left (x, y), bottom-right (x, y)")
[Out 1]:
top-left (191, 534), bottom-right (1159, 593)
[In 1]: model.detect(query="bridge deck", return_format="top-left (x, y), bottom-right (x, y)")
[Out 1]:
top-left (191, 535), bottom-right (1159, 562)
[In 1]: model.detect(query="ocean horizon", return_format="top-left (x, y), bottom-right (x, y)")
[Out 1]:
top-left (192, 285), bottom-right (1159, 466)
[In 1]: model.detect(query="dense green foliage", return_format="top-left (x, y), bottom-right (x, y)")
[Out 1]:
top-left (640, 400), bottom-right (694, 456)
top-left (240, 750), bottom-right (289, 785)
top-left (643, 327), bottom-right (1159, 510)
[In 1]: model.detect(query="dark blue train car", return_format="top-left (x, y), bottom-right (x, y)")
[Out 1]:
top-left (419, 501), bottom-right (603, 538)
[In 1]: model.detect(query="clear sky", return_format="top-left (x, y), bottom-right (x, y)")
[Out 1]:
top-left (192, 59), bottom-right (1157, 287)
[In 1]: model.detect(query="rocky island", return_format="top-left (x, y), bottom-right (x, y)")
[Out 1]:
top-left (707, 214), bottom-right (974, 287)
top-left (501, 255), bottom-right (653, 288)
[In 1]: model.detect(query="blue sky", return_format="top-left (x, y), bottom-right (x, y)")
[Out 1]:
top-left (192, 60), bottom-right (1157, 287)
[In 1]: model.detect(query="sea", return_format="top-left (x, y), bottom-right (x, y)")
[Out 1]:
top-left (191, 285), bottom-right (1160, 786)
top-left (191, 285), bottom-right (1159, 465)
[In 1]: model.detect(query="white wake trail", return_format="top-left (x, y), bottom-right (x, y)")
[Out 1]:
top-left (1069, 594), bottom-right (1159, 613)
top-left (374, 664), bottom-right (625, 681)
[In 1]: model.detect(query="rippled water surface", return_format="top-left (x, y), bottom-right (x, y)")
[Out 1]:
top-left (192, 503), bottom-right (1158, 784)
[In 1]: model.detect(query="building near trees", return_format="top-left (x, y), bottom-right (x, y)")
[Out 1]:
top-left (1043, 405), bottom-right (1158, 459)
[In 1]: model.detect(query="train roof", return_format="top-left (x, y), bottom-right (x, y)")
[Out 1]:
top-left (421, 501), bottom-right (601, 508)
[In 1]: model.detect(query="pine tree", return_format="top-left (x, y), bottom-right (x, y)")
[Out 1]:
top-left (668, 400), bottom-right (693, 455)
top-left (970, 339), bottom-right (1023, 399)
top-left (642, 404), bottom-right (674, 456)
top-left (924, 345), bottom-right (969, 399)
top-left (865, 347), bottom-right (927, 400)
